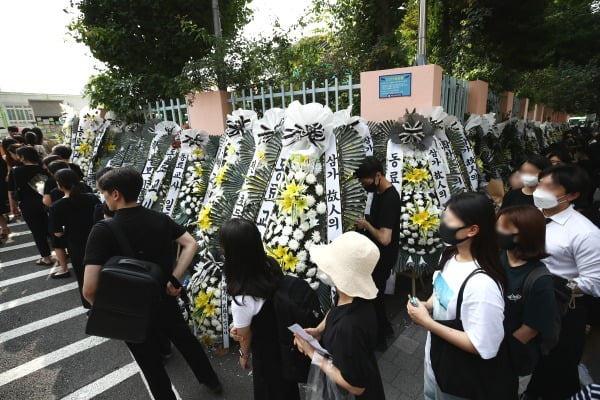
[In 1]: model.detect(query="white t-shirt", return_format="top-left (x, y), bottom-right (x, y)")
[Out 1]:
top-left (424, 256), bottom-right (505, 382)
top-left (231, 295), bottom-right (266, 329)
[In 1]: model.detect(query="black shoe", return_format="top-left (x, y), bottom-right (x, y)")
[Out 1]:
top-left (207, 381), bottom-right (223, 395)
top-left (51, 271), bottom-right (71, 279)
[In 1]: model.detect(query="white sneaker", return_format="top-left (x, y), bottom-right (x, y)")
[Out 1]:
top-left (579, 363), bottom-right (594, 386)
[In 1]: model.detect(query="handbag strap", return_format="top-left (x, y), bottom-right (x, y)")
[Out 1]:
top-left (100, 219), bottom-right (136, 258)
top-left (455, 269), bottom-right (487, 320)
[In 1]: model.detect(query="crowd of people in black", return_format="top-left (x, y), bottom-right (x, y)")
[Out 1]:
top-left (1, 124), bottom-right (599, 400)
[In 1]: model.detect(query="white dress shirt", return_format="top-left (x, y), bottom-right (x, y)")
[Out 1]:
top-left (545, 205), bottom-right (600, 297)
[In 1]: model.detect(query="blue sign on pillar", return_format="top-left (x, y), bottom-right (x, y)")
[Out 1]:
top-left (379, 73), bottom-right (412, 98)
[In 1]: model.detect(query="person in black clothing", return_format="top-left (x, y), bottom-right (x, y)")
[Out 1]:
top-left (82, 167), bottom-right (221, 399)
top-left (294, 231), bottom-right (385, 399)
top-left (497, 205), bottom-right (558, 396)
top-left (7, 146), bottom-right (52, 265)
top-left (7, 126), bottom-right (19, 137)
top-left (51, 145), bottom-right (84, 179)
top-left (223, 218), bottom-right (300, 400)
top-left (354, 156), bottom-right (401, 349)
top-left (501, 155), bottom-right (551, 209)
top-left (49, 169), bottom-right (100, 299)
top-left (0, 146), bottom-right (9, 241)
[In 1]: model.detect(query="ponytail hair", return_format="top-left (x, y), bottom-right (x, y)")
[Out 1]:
top-left (55, 168), bottom-right (83, 202)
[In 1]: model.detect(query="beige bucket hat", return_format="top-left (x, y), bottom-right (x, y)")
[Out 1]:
top-left (309, 231), bottom-right (380, 300)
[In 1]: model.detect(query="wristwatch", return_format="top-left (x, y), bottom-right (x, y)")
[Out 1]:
top-left (238, 349), bottom-right (251, 359)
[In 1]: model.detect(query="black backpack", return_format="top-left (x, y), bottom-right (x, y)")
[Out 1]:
top-left (522, 266), bottom-right (563, 355)
top-left (272, 274), bottom-right (324, 383)
top-left (85, 219), bottom-right (165, 343)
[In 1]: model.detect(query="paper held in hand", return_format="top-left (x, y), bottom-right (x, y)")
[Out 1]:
top-left (288, 323), bottom-right (331, 356)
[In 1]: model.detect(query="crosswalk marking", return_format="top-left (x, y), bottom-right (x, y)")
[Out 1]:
top-left (7, 230), bottom-right (32, 238)
top-left (0, 241), bottom-right (36, 253)
top-left (0, 307), bottom-right (86, 344)
top-left (0, 265), bottom-right (69, 288)
top-left (7, 221), bottom-right (26, 227)
top-left (60, 361), bottom-right (140, 400)
top-left (0, 255), bottom-right (41, 270)
top-left (0, 336), bottom-right (109, 387)
top-left (0, 282), bottom-right (78, 312)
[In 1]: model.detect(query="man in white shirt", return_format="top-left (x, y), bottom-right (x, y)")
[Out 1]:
top-left (527, 164), bottom-right (600, 399)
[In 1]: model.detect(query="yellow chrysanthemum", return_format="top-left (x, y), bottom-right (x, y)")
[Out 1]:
top-left (404, 168), bottom-right (430, 184)
top-left (294, 195), bottom-right (309, 213)
top-left (78, 142), bottom-right (91, 155)
top-left (278, 195), bottom-right (294, 214)
top-left (289, 154), bottom-right (309, 164)
top-left (271, 245), bottom-right (289, 260)
top-left (282, 252), bottom-right (298, 272)
top-left (257, 149), bottom-right (266, 161)
top-left (215, 165), bottom-right (228, 186)
top-left (107, 143), bottom-right (117, 151)
top-left (194, 164), bottom-right (204, 177)
top-left (203, 303), bottom-right (217, 316)
top-left (282, 180), bottom-right (304, 198)
top-left (197, 206), bottom-right (212, 231)
top-left (226, 144), bottom-right (236, 155)
top-left (476, 158), bottom-right (485, 170)
top-left (193, 148), bottom-right (205, 158)
top-left (195, 292), bottom-right (211, 309)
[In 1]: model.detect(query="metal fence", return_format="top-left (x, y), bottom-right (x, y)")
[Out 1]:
top-left (441, 74), bottom-right (469, 123)
top-left (487, 89), bottom-right (501, 116)
top-left (146, 98), bottom-right (189, 126)
top-left (228, 76), bottom-right (361, 117)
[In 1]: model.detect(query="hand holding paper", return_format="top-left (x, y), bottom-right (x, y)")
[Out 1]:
top-left (289, 323), bottom-right (331, 356)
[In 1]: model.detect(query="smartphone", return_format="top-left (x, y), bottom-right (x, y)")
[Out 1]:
top-left (408, 294), bottom-right (419, 307)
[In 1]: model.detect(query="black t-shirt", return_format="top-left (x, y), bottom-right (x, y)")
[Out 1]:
top-left (501, 189), bottom-right (534, 209)
top-left (43, 177), bottom-right (57, 195)
top-left (69, 163), bottom-right (85, 180)
top-left (49, 183), bottom-right (93, 204)
top-left (7, 164), bottom-right (48, 204)
top-left (321, 298), bottom-right (385, 399)
top-left (365, 185), bottom-right (401, 268)
top-left (49, 194), bottom-right (101, 245)
top-left (501, 252), bottom-right (557, 375)
top-left (83, 206), bottom-right (186, 280)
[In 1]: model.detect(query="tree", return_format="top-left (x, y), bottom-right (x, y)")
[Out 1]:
top-left (68, 0), bottom-right (251, 116)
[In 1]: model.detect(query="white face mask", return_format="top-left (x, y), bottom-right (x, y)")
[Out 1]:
top-left (316, 270), bottom-right (335, 288)
top-left (520, 174), bottom-right (539, 187)
top-left (533, 188), bottom-right (567, 209)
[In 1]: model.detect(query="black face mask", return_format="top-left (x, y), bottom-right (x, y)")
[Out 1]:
top-left (498, 232), bottom-right (518, 250)
top-left (363, 177), bottom-right (380, 193)
top-left (439, 222), bottom-right (469, 246)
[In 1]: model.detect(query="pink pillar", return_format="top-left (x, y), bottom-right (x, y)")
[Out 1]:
top-left (528, 108), bottom-right (535, 120)
top-left (535, 104), bottom-right (545, 122)
top-left (467, 80), bottom-right (489, 115)
top-left (519, 98), bottom-right (529, 119)
top-left (499, 91), bottom-right (515, 119)
top-left (360, 64), bottom-right (443, 122)
top-left (186, 90), bottom-right (232, 135)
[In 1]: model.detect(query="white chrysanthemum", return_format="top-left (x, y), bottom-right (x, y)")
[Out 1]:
top-left (316, 202), bottom-right (327, 214)
top-left (305, 174), bottom-right (317, 184)
top-left (402, 214), bottom-right (410, 221)
top-left (294, 171), bottom-right (307, 181)
top-left (408, 248), bottom-right (416, 254)
top-left (278, 235), bottom-right (289, 246)
top-left (310, 282), bottom-right (319, 290)
top-left (274, 224), bottom-right (283, 234)
top-left (306, 209), bottom-right (317, 219)
top-left (313, 163), bottom-right (323, 175)
top-left (297, 250), bottom-right (308, 261)
top-left (408, 238), bottom-right (415, 245)
top-left (185, 209), bottom-right (192, 215)
top-left (282, 226), bottom-right (293, 236)
top-left (293, 229), bottom-right (305, 241)
top-left (288, 239), bottom-right (300, 250)
top-left (312, 231), bottom-right (321, 243)
top-left (295, 262), bottom-right (306, 273)
top-left (209, 277), bottom-right (217, 284)
top-left (418, 239), bottom-right (426, 246)
top-left (417, 249), bottom-right (426, 255)
top-left (315, 184), bottom-right (324, 196)
top-left (306, 195), bottom-right (316, 207)
top-left (285, 217), bottom-right (294, 226)
top-left (306, 267), bottom-right (317, 278)
top-left (300, 222), bottom-right (310, 232)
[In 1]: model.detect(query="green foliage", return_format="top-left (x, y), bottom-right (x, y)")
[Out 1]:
top-left (69, 0), bottom-right (251, 116)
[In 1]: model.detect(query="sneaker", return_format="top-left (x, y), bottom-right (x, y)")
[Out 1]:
top-left (51, 271), bottom-right (71, 279)
top-left (579, 363), bottom-right (594, 386)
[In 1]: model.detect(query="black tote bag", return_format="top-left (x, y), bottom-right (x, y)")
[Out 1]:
top-left (430, 269), bottom-right (518, 400)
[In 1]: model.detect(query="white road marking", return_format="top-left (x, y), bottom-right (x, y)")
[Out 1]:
top-left (60, 361), bottom-right (140, 400)
top-left (0, 307), bottom-right (86, 344)
top-left (7, 221), bottom-right (26, 227)
top-left (0, 282), bottom-right (78, 312)
top-left (0, 336), bottom-right (109, 387)
top-left (0, 241), bottom-right (36, 253)
top-left (0, 255), bottom-right (41, 270)
top-left (8, 230), bottom-right (32, 238)
top-left (0, 265), bottom-right (70, 288)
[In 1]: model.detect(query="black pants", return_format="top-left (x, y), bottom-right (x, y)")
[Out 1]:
top-left (19, 201), bottom-right (51, 258)
top-left (67, 240), bottom-right (91, 309)
top-left (372, 264), bottom-right (392, 345)
top-left (526, 297), bottom-right (588, 399)
top-left (126, 297), bottom-right (219, 400)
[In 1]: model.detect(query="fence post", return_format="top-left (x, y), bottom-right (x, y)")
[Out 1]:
top-left (186, 90), bottom-right (232, 135)
top-left (467, 80), bottom-right (489, 115)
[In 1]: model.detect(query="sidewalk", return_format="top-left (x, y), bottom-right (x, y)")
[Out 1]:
top-left (378, 317), bottom-right (426, 399)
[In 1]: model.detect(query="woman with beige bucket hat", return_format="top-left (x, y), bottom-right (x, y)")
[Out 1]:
top-left (294, 231), bottom-right (386, 399)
